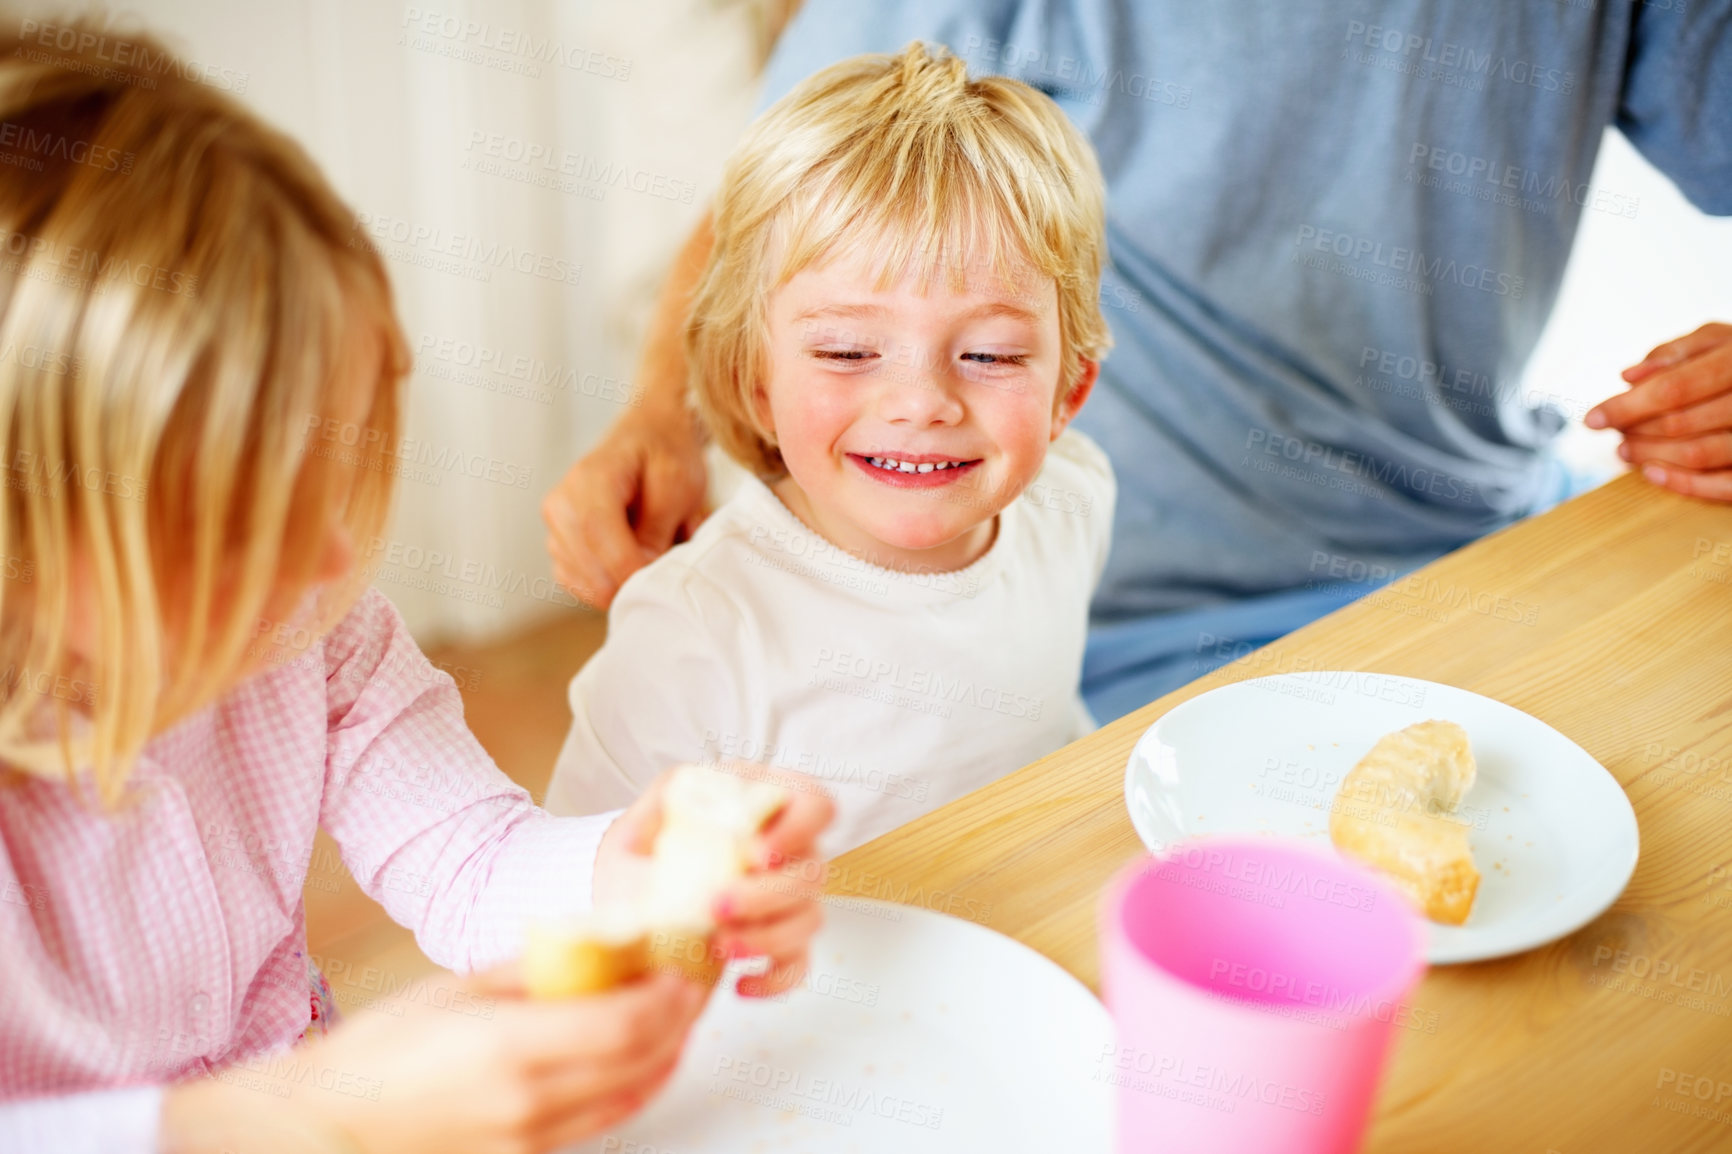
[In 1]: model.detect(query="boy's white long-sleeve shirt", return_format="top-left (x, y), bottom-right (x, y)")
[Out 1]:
top-left (546, 430), bottom-right (1117, 855)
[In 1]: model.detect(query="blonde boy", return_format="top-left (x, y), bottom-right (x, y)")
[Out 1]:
top-left (546, 42), bottom-right (1116, 852)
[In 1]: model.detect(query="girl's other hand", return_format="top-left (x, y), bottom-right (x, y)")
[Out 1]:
top-left (162, 965), bottom-right (706, 1154)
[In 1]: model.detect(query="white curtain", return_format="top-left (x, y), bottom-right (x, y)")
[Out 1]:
top-left (9, 0), bottom-right (771, 641)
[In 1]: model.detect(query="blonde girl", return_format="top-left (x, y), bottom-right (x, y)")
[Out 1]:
top-left (0, 24), bottom-right (830, 1154)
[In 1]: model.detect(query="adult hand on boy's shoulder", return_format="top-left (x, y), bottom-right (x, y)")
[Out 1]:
top-left (542, 400), bottom-right (709, 609)
top-left (545, 212), bottom-right (719, 608)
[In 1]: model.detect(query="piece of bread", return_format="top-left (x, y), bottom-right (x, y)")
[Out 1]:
top-left (644, 765), bottom-right (790, 931)
top-left (523, 909), bottom-right (651, 998)
top-left (646, 925), bottom-right (728, 987)
top-left (1328, 720), bottom-right (1481, 925)
top-left (526, 765), bottom-right (788, 997)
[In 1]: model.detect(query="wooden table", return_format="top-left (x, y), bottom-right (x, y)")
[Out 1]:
top-left (828, 473), bottom-right (1732, 1153)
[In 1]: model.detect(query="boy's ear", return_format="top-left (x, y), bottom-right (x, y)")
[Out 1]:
top-left (1050, 357), bottom-right (1099, 440)
top-left (750, 383), bottom-right (776, 439)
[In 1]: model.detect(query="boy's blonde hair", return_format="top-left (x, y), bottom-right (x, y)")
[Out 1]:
top-left (0, 25), bottom-right (407, 802)
top-left (689, 42), bottom-right (1111, 477)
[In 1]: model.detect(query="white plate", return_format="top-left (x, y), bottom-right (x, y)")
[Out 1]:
top-left (565, 898), bottom-right (1111, 1153)
top-left (1122, 672), bottom-right (1639, 964)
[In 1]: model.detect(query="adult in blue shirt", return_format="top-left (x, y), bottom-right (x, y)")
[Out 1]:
top-left (543, 0), bottom-right (1732, 723)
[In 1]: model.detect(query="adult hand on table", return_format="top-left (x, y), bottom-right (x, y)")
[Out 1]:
top-left (162, 966), bottom-right (707, 1154)
top-left (1586, 322), bottom-right (1732, 500)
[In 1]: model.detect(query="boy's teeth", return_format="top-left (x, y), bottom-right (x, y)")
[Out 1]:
top-left (866, 456), bottom-right (961, 473)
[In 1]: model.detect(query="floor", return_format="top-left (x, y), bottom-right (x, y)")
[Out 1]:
top-left (301, 607), bottom-right (607, 1015)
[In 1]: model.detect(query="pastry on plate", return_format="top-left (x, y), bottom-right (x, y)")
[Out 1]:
top-left (1329, 720), bottom-right (1480, 925)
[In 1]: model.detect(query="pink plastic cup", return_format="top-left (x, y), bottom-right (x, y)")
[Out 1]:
top-left (1098, 837), bottom-right (1427, 1154)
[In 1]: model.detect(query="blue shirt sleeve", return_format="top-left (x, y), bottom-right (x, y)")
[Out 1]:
top-left (1618, 0), bottom-right (1732, 214)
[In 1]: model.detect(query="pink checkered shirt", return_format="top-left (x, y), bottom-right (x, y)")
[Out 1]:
top-left (0, 589), bottom-right (614, 1152)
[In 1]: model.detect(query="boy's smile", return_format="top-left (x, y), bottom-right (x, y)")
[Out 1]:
top-left (758, 245), bottom-right (1095, 574)
top-left (851, 452), bottom-right (983, 488)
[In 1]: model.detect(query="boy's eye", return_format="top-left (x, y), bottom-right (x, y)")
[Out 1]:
top-left (813, 348), bottom-right (876, 362)
top-left (961, 352), bottom-right (1029, 366)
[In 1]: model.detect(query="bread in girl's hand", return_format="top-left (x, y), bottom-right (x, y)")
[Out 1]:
top-left (523, 909), bottom-right (651, 998)
top-left (527, 764), bottom-right (788, 996)
top-left (646, 925), bottom-right (728, 987)
top-left (644, 765), bottom-right (789, 929)
top-left (1328, 720), bottom-right (1480, 925)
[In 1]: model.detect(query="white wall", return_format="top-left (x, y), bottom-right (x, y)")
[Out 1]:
top-left (5, 0), bottom-right (768, 642)
top-left (1527, 129), bottom-right (1732, 478)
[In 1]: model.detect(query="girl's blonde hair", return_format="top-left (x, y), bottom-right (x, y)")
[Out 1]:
top-left (0, 25), bottom-right (407, 802)
top-left (689, 42), bottom-right (1111, 477)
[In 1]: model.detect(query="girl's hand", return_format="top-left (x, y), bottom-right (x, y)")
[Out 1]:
top-left (161, 966), bottom-right (706, 1154)
top-left (713, 773), bottom-right (834, 997)
top-left (595, 765), bottom-right (836, 998)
